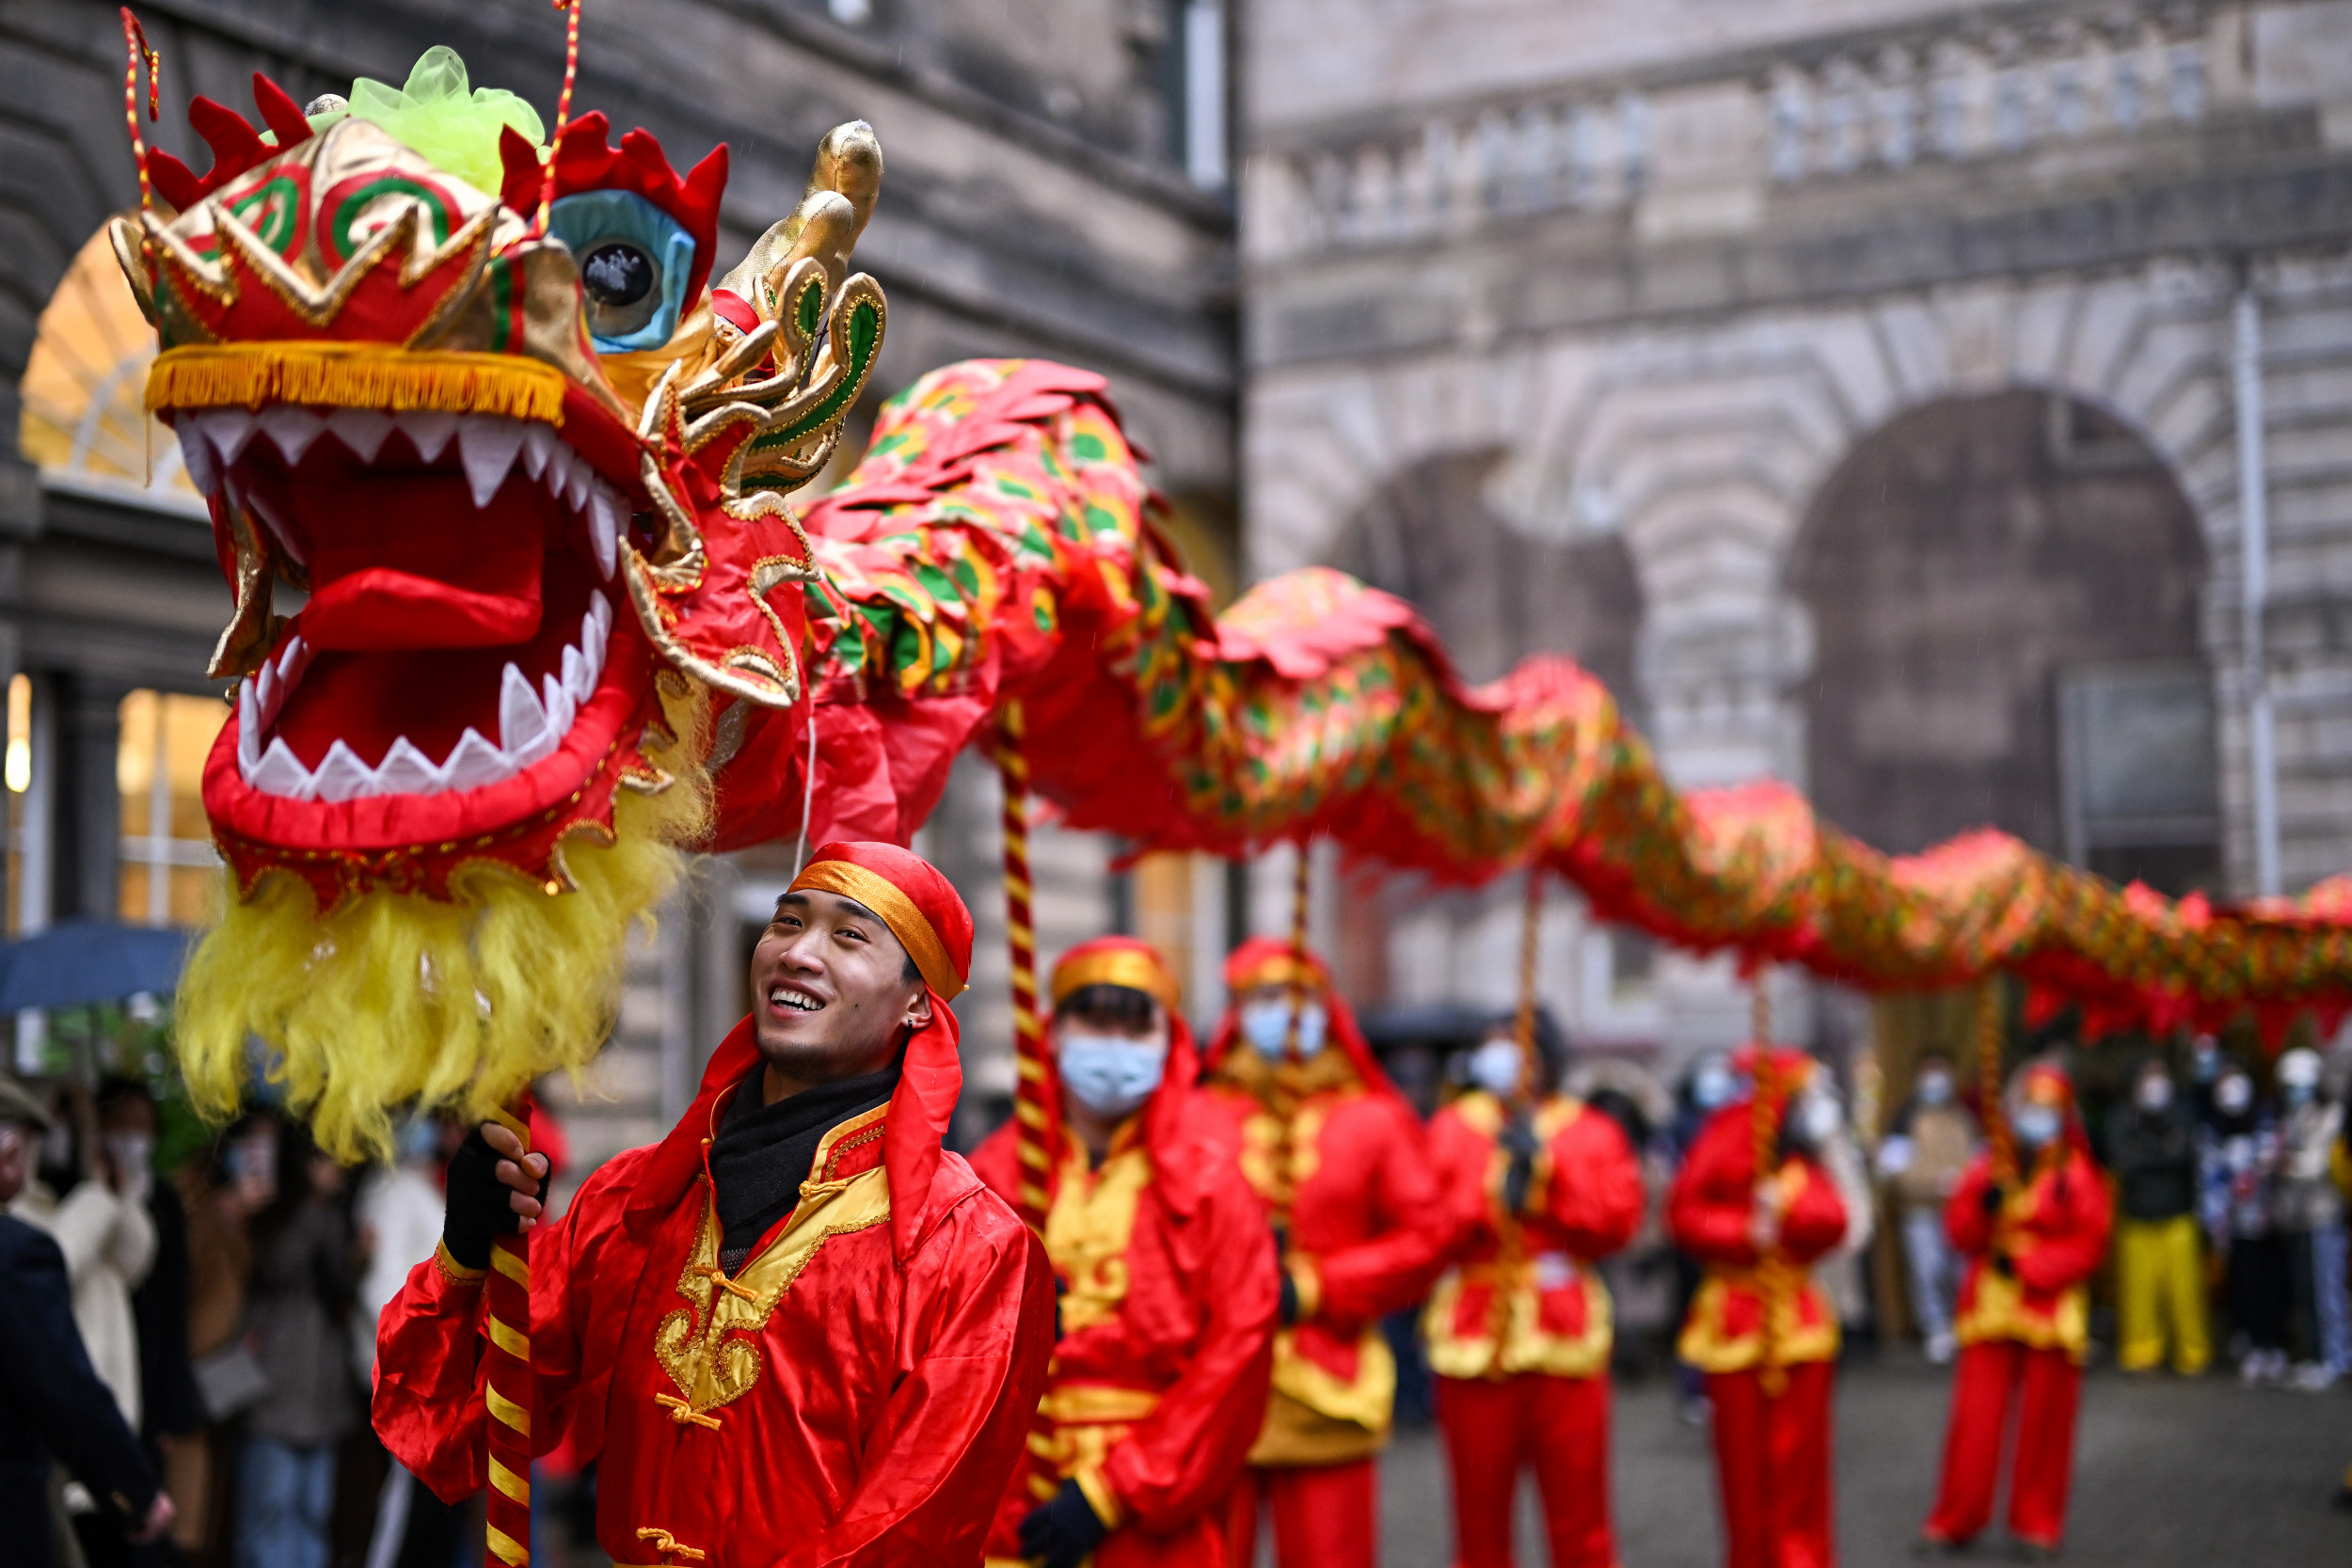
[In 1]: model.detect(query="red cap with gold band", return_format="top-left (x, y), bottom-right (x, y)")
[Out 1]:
top-left (1051, 936), bottom-right (1183, 1014)
top-left (788, 840), bottom-right (974, 1001)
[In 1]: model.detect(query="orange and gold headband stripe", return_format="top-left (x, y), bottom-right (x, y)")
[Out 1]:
top-left (1052, 949), bottom-right (1181, 1013)
top-left (146, 343), bottom-right (566, 425)
top-left (789, 859), bottom-right (967, 1002)
top-left (1231, 954), bottom-right (1325, 995)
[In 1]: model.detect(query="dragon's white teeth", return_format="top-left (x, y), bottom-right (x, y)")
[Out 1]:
top-left (498, 661), bottom-right (553, 764)
top-left (561, 643), bottom-right (590, 706)
top-left (373, 736), bottom-right (442, 796)
top-left (521, 423), bottom-right (556, 483)
top-left (397, 410), bottom-right (459, 463)
top-left (587, 486), bottom-right (620, 578)
top-left (279, 636), bottom-right (307, 678)
top-left (443, 727), bottom-right (506, 792)
top-left (258, 406), bottom-right (326, 465)
top-left (250, 736), bottom-right (315, 800)
top-left (178, 422), bottom-right (220, 498)
top-left (189, 409), bottom-right (259, 466)
top-left (326, 408), bottom-right (395, 463)
top-left (237, 682), bottom-right (261, 772)
top-left (459, 418), bottom-right (529, 510)
top-left (541, 672), bottom-right (575, 741)
top-left (310, 739), bottom-right (375, 803)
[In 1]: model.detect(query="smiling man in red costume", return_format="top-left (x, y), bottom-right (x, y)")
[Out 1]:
top-left (1424, 1021), bottom-right (1645, 1568)
top-left (373, 841), bottom-right (1055, 1567)
top-left (1668, 1045), bottom-right (1851, 1568)
top-left (1915, 1062), bottom-right (2112, 1560)
top-left (971, 938), bottom-right (1279, 1568)
top-left (1197, 937), bottom-right (1450, 1568)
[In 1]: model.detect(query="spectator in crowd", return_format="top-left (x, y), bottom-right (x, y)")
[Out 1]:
top-left (2201, 1060), bottom-right (2290, 1386)
top-left (173, 1111), bottom-right (276, 1560)
top-left (236, 1121), bottom-right (358, 1568)
top-left (1797, 1061), bottom-right (1876, 1339)
top-left (97, 1077), bottom-right (198, 1568)
top-left (11, 1082), bottom-right (159, 1562)
top-left (1877, 1053), bottom-right (1981, 1363)
top-left (2186, 1034), bottom-right (2227, 1128)
top-left (2273, 1047), bottom-right (2349, 1389)
top-left (356, 1115), bottom-right (466, 1568)
top-left (2109, 1060), bottom-right (2210, 1375)
top-left (0, 1077), bottom-right (175, 1567)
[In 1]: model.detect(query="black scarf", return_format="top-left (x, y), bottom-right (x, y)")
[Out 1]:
top-left (710, 1061), bottom-right (899, 1274)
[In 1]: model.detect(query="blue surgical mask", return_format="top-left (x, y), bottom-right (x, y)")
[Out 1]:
top-left (1692, 1066), bottom-right (1734, 1111)
top-left (1916, 1073), bottom-right (1952, 1107)
top-left (1467, 1040), bottom-right (1522, 1098)
top-left (2013, 1105), bottom-right (2063, 1149)
top-left (1240, 1000), bottom-right (1327, 1059)
top-left (1057, 1033), bottom-right (1166, 1120)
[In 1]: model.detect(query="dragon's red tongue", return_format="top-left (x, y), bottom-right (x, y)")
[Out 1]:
top-left (288, 470), bottom-right (548, 651)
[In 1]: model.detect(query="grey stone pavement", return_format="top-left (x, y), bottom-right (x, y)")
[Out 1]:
top-left (1375, 1354), bottom-right (2351, 1568)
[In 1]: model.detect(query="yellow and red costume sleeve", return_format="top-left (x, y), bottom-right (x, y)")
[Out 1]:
top-left (1666, 1100), bottom-right (1849, 1373)
top-left (1943, 1146), bottom-right (2112, 1365)
top-left (1422, 1091), bottom-right (1644, 1379)
top-left (971, 1099), bottom-right (1278, 1560)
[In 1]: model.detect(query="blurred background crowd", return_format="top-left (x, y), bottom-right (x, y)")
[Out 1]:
top-left (7, 989), bottom-right (2346, 1568)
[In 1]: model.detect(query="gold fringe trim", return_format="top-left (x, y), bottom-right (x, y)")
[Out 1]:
top-left (146, 343), bottom-right (565, 424)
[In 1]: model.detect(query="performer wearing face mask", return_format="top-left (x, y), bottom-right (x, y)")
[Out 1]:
top-left (1666, 1044), bottom-right (1849, 1568)
top-left (1198, 938), bottom-right (1450, 1568)
top-left (970, 938), bottom-right (1279, 1568)
top-left (1422, 1023), bottom-right (1643, 1568)
top-left (1916, 1064), bottom-right (2112, 1560)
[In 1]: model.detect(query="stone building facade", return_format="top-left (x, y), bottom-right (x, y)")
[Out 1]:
top-left (1242, 0), bottom-right (2352, 1063)
top-left (3, 0), bottom-right (1236, 1180)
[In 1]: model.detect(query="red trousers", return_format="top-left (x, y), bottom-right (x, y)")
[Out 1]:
top-left (1222, 1460), bottom-right (1376, 1568)
top-left (1435, 1374), bottom-right (1615, 1568)
top-left (1921, 1340), bottom-right (2082, 1549)
top-left (1706, 1362), bottom-right (1835, 1568)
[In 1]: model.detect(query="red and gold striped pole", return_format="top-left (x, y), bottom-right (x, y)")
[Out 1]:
top-left (482, 1104), bottom-right (534, 1566)
top-left (1749, 972), bottom-right (1788, 1397)
top-left (998, 701), bottom-right (1050, 1236)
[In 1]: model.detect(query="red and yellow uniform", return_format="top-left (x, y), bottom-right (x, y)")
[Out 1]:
top-left (1920, 1065), bottom-right (2112, 1553)
top-left (971, 939), bottom-right (1279, 1567)
top-left (1198, 939), bottom-right (1451, 1568)
top-left (1667, 1048), bottom-right (1850, 1568)
top-left (1424, 1089), bottom-right (1644, 1568)
top-left (373, 844), bottom-right (1056, 1568)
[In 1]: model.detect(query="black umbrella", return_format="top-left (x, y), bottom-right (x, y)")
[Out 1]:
top-left (0, 919), bottom-right (189, 1011)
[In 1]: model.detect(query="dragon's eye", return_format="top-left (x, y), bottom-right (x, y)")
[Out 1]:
top-left (581, 241), bottom-right (660, 336)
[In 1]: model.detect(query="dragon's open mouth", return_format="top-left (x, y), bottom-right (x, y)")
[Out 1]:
top-left (177, 401), bottom-right (649, 818)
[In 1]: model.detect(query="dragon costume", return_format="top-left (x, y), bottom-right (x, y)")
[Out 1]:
top-left (100, 32), bottom-right (2350, 1164)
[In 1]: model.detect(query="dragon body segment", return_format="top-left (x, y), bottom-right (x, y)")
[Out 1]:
top-left (106, 56), bottom-right (2344, 1158)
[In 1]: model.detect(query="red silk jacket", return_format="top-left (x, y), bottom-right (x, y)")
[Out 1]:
top-left (1423, 1092), bottom-right (1644, 1380)
top-left (1945, 1145), bottom-right (2113, 1365)
top-left (1667, 1099), bottom-right (1850, 1374)
top-left (1194, 1056), bottom-right (1449, 1465)
top-left (373, 1020), bottom-right (1056, 1568)
top-left (970, 1098), bottom-right (1278, 1562)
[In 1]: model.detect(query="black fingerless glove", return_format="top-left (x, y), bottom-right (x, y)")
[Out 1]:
top-left (1279, 1271), bottom-right (1300, 1326)
top-left (1502, 1117), bottom-right (1540, 1214)
top-left (1980, 1183), bottom-right (2005, 1219)
top-left (441, 1127), bottom-right (541, 1271)
top-left (1018, 1480), bottom-right (1108, 1568)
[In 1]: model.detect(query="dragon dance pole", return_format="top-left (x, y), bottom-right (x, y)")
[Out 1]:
top-left (997, 701), bottom-right (1050, 1236)
top-left (1750, 972), bottom-right (1788, 1397)
top-left (1510, 868), bottom-right (1543, 1114)
top-left (482, 1105), bottom-right (534, 1566)
top-left (1978, 974), bottom-right (2015, 1190)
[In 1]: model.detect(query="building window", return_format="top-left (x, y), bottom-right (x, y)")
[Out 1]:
top-left (116, 690), bottom-right (226, 927)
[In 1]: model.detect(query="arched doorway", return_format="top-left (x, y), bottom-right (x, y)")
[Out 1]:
top-left (1790, 389), bottom-right (2215, 893)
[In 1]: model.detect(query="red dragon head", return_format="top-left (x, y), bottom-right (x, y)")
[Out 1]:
top-left (117, 56), bottom-right (887, 1155)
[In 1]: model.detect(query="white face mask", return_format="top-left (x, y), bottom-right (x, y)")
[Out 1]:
top-left (104, 1132), bottom-right (152, 1180)
top-left (1916, 1072), bottom-right (1952, 1107)
top-left (1240, 1000), bottom-right (1327, 1059)
top-left (1692, 1065), bottom-right (1735, 1112)
top-left (2137, 1077), bottom-right (2174, 1113)
top-left (1467, 1040), bottom-right (1523, 1098)
top-left (2013, 1105), bottom-right (2063, 1150)
top-left (1057, 1032), bottom-right (1167, 1120)
top-left (2216, 1076), bottom-right (2253, 1117)
top-left (1798, 1093), bottom-right (1842, 1145)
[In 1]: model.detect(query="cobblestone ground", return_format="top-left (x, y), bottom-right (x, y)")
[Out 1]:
top-left (1375, 1354), bottom-right (2351, 1567)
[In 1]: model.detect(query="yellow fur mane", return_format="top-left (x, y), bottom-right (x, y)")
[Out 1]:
top-left (174, 690), bottom-right (712, 1163)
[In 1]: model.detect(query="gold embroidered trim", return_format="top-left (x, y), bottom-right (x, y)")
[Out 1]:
top-left (433, 1239), bottom-right (485, 1284)
top-left (787, 859), bottom-right (965, 1000)
top-left (147, 342), bottom-right (563, 424)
